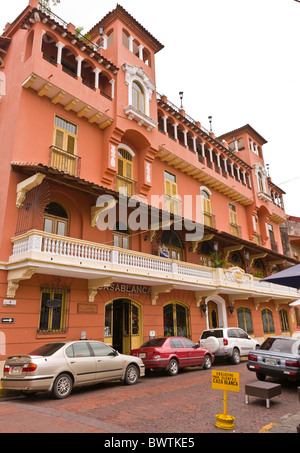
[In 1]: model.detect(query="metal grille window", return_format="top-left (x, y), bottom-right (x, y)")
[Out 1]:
top-left (38, 290), bottom-right (68, 333)
top-left (279, 308), bottom-right (290, 333)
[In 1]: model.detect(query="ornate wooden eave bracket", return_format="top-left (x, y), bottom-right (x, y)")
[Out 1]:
top-left (7, 267), bottom-right (38, 298)
top-left (151, 285), bottom-right (174, 305)
top-left (88, 277), bottom-right (116, 303)
top-left (249, 252), bottom-right (267, 267)
top-left (192, 234), bottom-right (215, 253)
top-left (223, 244), bottom-right (244, 261)
top-left (16, 173), bottom-right (46, 208)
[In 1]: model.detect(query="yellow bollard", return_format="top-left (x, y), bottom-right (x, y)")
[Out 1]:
top-left (215, 390), bottom-right (235, 430)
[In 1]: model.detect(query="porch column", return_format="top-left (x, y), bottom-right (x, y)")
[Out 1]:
top-left (109, 79), bottom-right (115, 99)
top-left (75, 55), bottom-right (84, 77)
top-left (56, 41), bottom-right (65, 65)
top-left (192, 136), bottom-right (197, 153)
top-left (201, 142), bottom-right (205, 158)
top-left (163, 115), bottom-right (168, 133)
top-left (138, 44), bottom-right (144, 61)
top-left (223, 157), bottom-right (228, 172)
top-left (173, 123), bottom-right (178, 140)
top-left (128, 36), bottom-right (134, 52)
top-left (183, 130), bottom-right (188, 147)
top-left (93, 68), bottom-right (101, 89)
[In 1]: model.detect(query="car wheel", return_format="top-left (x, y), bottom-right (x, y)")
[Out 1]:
top-left (256, 372), bottom-right (266, 381)
top-left (124, 364), bottom-right (139, 385)
top-left (203, 354), bottom-right (212, 370)
top-left (51, 373), bottom-right (73, 399)
top-left (167, 358), bottom-right (179, 376)
top-left (230, 348), bottom-right (240, 365)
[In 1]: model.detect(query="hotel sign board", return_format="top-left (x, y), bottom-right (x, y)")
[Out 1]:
top-left (99, 283), bottom-right (151, 294)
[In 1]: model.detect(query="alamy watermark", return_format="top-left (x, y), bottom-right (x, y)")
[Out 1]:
top-left (95, 192), bottom-right (205, 242)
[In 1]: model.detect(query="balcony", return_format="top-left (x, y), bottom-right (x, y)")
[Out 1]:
top-left (50, 146), bottom-right (81, 177)
top-left (230, 223), bottom-right (242, 237)
top-left (116, 175), bottom-right (136, 197)
top-left (7, 230), bottom-right (299, 303)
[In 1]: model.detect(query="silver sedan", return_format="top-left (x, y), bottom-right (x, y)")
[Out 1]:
top-left (1, 340), bottom-right (145, 398)
top-left (247, 336), bottom-right (300, 381)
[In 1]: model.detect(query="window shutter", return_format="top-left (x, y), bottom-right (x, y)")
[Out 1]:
top-left (67, 135), bottom-right (75, 154)
top-left (55, 129), bottom-right (64, 149)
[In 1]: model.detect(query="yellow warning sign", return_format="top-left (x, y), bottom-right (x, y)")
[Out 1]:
top-left (212, 370), bottom-right (240, 393)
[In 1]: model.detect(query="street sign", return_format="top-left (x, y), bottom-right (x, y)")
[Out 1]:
top-left (212, 370), bottom-right (240, 392)
top-left (1, 317), bottom-right (14, 324)
top-left (212, 370), bottom-right (239, 430)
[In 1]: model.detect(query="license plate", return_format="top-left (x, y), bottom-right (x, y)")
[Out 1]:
top-left (11, 366), bottom-right (21, 374)
top-left (139, 353), bottom-right (146, 358)
top-left (265, 358), bottom-right (277, 365)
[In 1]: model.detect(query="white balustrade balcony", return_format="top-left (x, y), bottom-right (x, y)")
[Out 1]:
top-left (8, 230), bottom-right (300, 302)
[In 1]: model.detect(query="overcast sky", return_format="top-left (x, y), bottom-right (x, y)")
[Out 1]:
top-left (2, 0), bottom-right (300, 217)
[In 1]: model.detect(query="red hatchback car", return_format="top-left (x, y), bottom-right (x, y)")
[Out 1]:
top-left (131, 337), bottom-right (214, 376)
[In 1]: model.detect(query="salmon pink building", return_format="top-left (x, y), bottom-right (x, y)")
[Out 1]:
top-left (0, 0), bottom-right (299, 357)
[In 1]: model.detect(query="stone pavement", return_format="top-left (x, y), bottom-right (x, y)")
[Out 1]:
top-left (1, 359), bottom-right (300, 434)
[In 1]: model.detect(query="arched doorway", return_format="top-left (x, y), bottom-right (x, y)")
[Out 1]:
top-left (104, 299), bottom-right (142, 354)
top-left (205, 295), bottom-right (227, 329)
top-left (208, 301), bottom-right (219, 329)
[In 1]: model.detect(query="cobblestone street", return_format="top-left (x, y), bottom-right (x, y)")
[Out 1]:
top-left (1, 360), bottom-right (300, 435)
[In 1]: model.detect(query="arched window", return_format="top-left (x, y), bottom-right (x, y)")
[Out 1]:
top-left (163, 302), bottom-right (190, 338)
top-left (237, 307), bottom-right (253, 334)
top-left (161, 229), bottom-right (184, 261)
top-left (201, 189), bottom-right (213, 227)
top-left (279, 308), bottom-right (290, 333)
top-left (43, 202), bottom-right (69, 236)
top-left (199, 241), bottom-right (214, 267)
top-left (254, 259), bottom-right (266, 278)
top-left (117, 148), bottom-right (134, 196)
top-left (132, 81), bottom-right (145, 113)
top-left (257, 171), bottom-right (264, 192)
top-left (230, 252), bottom-right (245, 271)
top-left (261, 308), bottom-right (275, 334)
top-left (41, 32), bottom-right (57, 65)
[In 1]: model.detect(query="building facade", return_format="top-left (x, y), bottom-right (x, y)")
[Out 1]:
top-left (0, 0), bottom-right (299, 357)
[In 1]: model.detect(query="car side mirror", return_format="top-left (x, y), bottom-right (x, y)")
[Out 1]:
top-left (193, 344), bottom-right (200, 349)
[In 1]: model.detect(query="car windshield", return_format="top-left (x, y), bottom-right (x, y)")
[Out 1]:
top-left (140, 338), bottom-right (166, 348)
top-left (29, 343), bottom-right (65, 356)
top-left (201, 330), bottom-right (223, 339)
top-left (260, 338), bottom-right (300, 355)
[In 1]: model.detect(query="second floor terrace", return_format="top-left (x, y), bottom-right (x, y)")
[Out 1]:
top-left (19, 5), bottom-right (118, 129)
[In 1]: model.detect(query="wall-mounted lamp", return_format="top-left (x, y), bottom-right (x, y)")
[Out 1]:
top-left (200, 302), bottom-right (207, 316)
top-left (179, 91), bottom-right (184, 109)
top-left (228, 304), bottom-right (234, 316)
top-left (208, 116), bottom-right (212, 132)
top-left (99, 26), bottom-right (104, 48)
